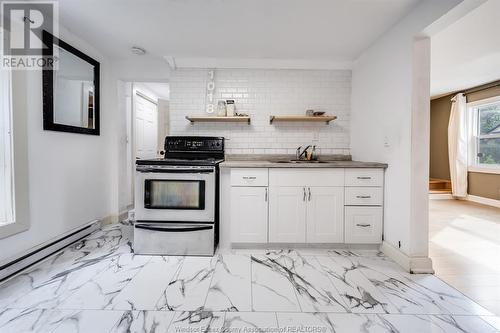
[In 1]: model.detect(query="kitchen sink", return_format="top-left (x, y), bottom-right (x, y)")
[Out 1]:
top-left (275, 159), bottom-right (329, 163)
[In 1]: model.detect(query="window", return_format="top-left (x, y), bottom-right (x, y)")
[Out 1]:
top-left (0, 68), bottom-right (15, 226)
top-left (468, 97), bottom-right (500, 171)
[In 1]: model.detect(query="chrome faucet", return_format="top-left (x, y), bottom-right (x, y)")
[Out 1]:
top-left (296, 145), bottom-right (312, 160)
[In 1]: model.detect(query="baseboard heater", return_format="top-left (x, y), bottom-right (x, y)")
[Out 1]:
top-left (0, 221), bottom-right (100, 282)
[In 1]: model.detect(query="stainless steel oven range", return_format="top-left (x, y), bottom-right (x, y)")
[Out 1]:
top-left (134, 136), bottom-right (224, 256)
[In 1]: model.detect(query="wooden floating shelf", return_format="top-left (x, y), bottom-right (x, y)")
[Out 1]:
top-left (269, 115), bottom-right (337, 124)
top-left (185, 116), bottom-right (251, 124)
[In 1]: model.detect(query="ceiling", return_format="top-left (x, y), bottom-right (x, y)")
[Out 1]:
top-left (58, 0), bottom-right (421, 68)
top-left (431, 0), bottom-right (500, 97)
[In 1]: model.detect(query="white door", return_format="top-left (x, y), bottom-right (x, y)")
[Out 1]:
top-left (306, 187), bottom-right (344, 243)
top-left (135, 95), bottom-right (158, 159)
top-left (230, 187), bottom-right (268, 243)
top-left (269, 186), bottom-right (306, 243)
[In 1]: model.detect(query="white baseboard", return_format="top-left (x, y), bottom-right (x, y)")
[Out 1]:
top-left (379, 241), bottom-right (434, 274)
top-left (465, 195), bottom-right (500, 208)
top-left (101, 209), bottom-right (131, 226)
top-left (0, 220), bottom-right (100, 281)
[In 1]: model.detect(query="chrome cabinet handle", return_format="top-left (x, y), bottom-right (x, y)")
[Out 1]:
top-left (356, 224), bottom-right (371, 227)
top-left (303, 187), bottom-right (306, 201)
top-left (356, 195), bottom-right (371, 199)
top-left (308, 187), bottom-right (311, 201)
top-left (265, 188), bottom-right (268, 202)
top-left (357, 176), bottom-right (372, 180)
top-left (243, 176), bottom-right (256, 180)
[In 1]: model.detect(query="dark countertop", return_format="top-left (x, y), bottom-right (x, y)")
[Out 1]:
top-left (220, 154), bottom-right (388, 169)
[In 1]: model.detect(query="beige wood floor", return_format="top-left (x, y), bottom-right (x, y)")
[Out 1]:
top-left (429, 199), bottom-right (500, 316)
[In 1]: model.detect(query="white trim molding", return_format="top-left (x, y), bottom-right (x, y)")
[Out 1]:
top-left (0, 220), bottom-right (100, 281)
top-left (465, 195), bottom-right (500, 208)
top-left (380, 241), bottom-right (435, 274)
top-left (0, 70), bottom-right (30, 239)
top-left (429, 193), bottom-right (453, 200)
top-left (468, 166), bottom-right (500, 175)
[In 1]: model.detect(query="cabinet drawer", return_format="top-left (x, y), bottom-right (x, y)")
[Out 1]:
top-left (345, 169), bottom-right (383, 187)
top-left (345, 187), bottom-right (383, 206)
top-left (231, 168), bottom-right (268, 186)
top-left (345, 207), bottom-right (382, 244)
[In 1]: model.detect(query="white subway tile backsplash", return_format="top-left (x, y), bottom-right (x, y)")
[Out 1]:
top-left (169, 68), bottom-right (351, 155)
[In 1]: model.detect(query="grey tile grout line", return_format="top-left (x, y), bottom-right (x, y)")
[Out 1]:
top-left (250, 253), bottom-right (254, 311)
top-left (202, 254), bottom-right (219, 310)
top-left (310, 255), bottom-right (350, 312)
top-left (150, 257), bottom-right (186, 311)
top-left (271, 253), bottom-right (303, 313)
top-left (157, 310), bottom-right (178, 333)
top-left (101, 254), bottom-right (156, 310)
top-left (353, 257), bottom-right (403, 315)
top-left (274, 312), bottom-right (279, 329)
top-left (106, 310), bottom-right (128, 333)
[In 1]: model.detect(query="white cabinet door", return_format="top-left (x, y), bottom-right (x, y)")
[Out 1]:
top-left (269, 186), bottom-right (306, 243)
top-left (306, 187), bottom-right (344, 243)
top-left (231, 187), bottom-right (268, 243)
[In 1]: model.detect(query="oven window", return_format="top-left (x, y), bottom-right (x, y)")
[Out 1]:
top-left (144, 180), bottom-right (205, 209)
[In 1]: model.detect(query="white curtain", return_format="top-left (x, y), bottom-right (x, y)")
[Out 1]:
top-left (448, 93), bottom-right (468, 198)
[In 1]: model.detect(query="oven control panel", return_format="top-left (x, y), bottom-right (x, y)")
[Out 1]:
top-left (165, 136), bottom-right (224, 152)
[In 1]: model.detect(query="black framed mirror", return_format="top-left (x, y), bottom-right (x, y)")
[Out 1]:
top-left (42, 30), bottom-right (100, 135)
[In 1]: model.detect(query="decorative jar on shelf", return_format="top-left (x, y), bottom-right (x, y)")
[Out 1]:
top-left (217, 100), bottom-right (227, 116)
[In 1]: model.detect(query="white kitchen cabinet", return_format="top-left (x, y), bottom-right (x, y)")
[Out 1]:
top-left (345, 206), bottom-right (383, 244)
top-left (306, 187), bottom-right (344, 243)
top-left (229, 166), bottom-right (385, 245)
top-left (231, 187), bottom-right (268, 243)
top-left (269, 186), bottom-right (307, 243)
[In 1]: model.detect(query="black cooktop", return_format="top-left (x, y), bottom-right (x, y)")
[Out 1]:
top-left (136, 157), bottom-right (224, 166)
top-left (136, 136), bottom-right (225, 167)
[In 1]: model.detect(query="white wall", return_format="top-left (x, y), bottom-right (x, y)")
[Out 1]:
top-left (350, 0), bottom-right (462, 263)
top-left (117, 81), bottom-right (133, 212)
top-left (0, 26), bottom-right (120, 263)
top-left (112, 57), bottom-right (171, 82)
top-left (158, 99), bottom-right (169, 149)
top-left (169, 69), bottom-right (351, 155)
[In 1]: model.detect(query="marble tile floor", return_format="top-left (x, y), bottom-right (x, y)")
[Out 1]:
top-left (429, 199), bottom-right (500, 317)
top-left (0, 222), bottom-right (498, 333)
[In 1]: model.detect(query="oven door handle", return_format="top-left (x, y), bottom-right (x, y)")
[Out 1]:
top-left (137, 168), bottom-right (214, 174)
top-left (135, 224), bottom-right (213, 232)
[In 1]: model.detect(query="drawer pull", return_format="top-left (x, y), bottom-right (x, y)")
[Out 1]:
top-left (356, 195), bottom-right (372, 199)
top-left (265, 188), bottom-right (268, 202)
top-left (242, 176), bottom-right (257, 180)
top-left (357, 176), bottom-right (372, 180)
top-left (303, 187), bottom-right (306, 202)
top-left (356, 224), bottom-right (371, 227)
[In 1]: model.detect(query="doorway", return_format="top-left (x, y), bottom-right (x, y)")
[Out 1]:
top-left (428, 0), bottom-right (500, 316)
top-left (118, 81), bottom-right (170, 211)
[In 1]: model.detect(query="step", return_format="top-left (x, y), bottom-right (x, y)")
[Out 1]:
top-left (429, 189), bottom-right (452, 194)
top-left (429, 178), bottom-right (452, 191)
